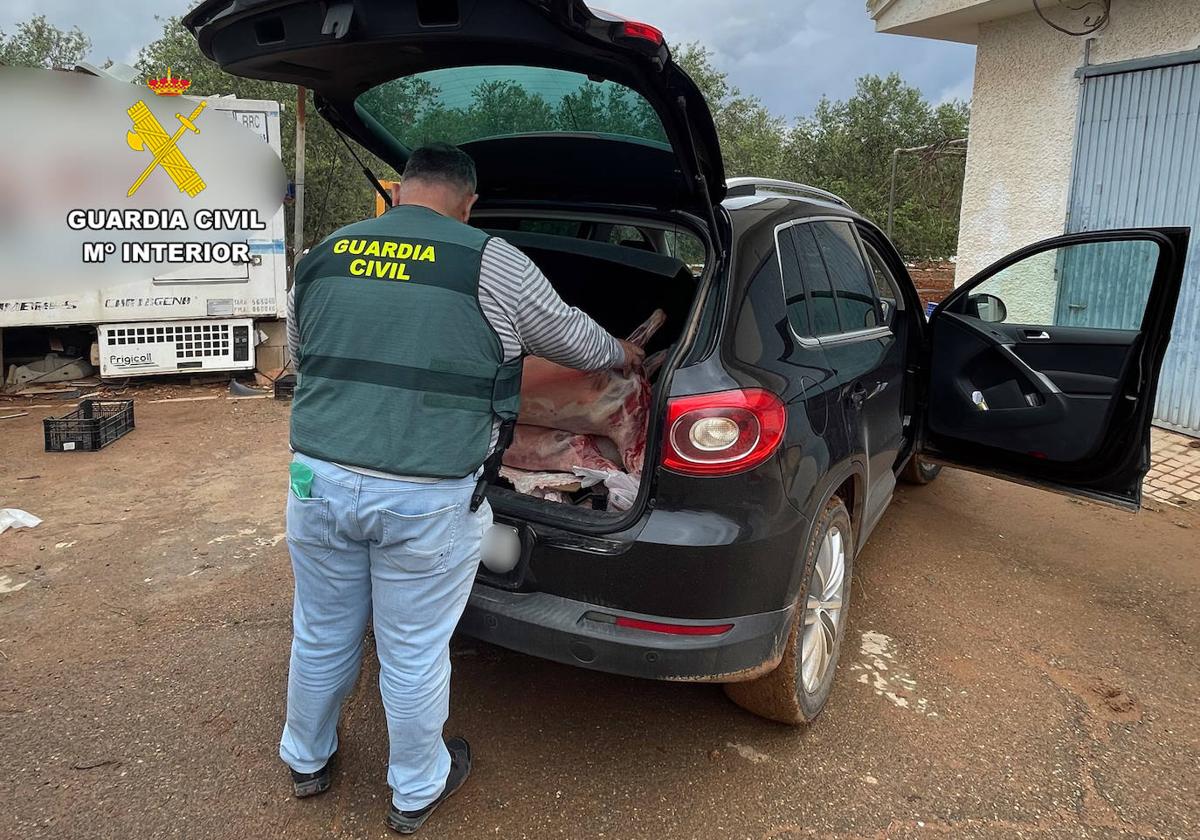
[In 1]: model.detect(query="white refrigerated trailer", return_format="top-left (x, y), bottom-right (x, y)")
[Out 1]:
top-left (0, 93), bottom-right (288, 379)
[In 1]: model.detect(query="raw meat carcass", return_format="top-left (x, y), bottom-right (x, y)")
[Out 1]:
top-left (643, 349), bottom-right (669, 378)
top-left (503, 427), bottom-right (640, 510)
top-left (499, 465), bottom-right (636, 512)
top-left (518, 309), bottom-right (666, 476)
top-left (624, 309), bottom-right (669, 348)
top-left (504, 425), bottom-right (622, 475)
top-left (498, 466), bottom-right (581, 502)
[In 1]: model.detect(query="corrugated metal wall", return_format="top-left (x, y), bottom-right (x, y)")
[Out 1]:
top-left (1066, 57), bottom-right (1200, 436)
top-left (1055, 239), bottom-right (1158, 330)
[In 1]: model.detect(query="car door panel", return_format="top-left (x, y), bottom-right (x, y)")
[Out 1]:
top-left (923, 227), bottom-right (1189, 509)
top-left (1010, 326), bottom-right (1135, 395)
top-left (825, 335), bottom-right (903, 530)
top-left (929, 314), bottom-right (1139, 461)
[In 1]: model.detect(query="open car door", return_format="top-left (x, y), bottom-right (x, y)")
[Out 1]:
top-left (922, 227), bottom-right (1190, 510)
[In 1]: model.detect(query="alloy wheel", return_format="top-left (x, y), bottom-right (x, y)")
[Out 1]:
top-left (800, 525), bottom-right (846, 694)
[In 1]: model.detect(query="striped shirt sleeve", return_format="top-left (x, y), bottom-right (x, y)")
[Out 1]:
top-left (477, 237), bottom-right (625, 369)
top-left (286, 237), bottom-right (624, 372)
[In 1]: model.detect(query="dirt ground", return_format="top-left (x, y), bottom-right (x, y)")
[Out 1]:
top-left (1, 393), bottom-right (1197, 840)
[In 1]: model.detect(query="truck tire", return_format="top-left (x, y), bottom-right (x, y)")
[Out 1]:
top-left (724, 496), bottom-right (854, 725)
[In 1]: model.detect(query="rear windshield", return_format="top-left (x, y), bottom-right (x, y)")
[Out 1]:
top-left (355, 65), bottom-right (670, 151)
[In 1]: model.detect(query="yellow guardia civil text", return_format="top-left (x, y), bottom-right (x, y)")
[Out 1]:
top-left (332, 238), bottom-right (437, 282)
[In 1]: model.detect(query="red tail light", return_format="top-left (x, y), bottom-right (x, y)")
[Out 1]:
top-left (662, 389), bottom-right (787, 477)
top-left (618, 21), bottom-right (665, 46)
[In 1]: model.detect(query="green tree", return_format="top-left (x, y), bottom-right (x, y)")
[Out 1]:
top-left (672, 48), bottom-right (968, 258)
top-left (558, 83), bottom-right (663, 139)
top-left (377, 73), bottom-right (667, 148)
top-left (787, 74), bottom-right (970, 258)
top-left (0, 15), bottom-right (91, 69)
top-left (674, 43), bottom-right (790, 180)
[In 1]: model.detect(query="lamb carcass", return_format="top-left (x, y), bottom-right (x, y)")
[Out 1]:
top-left (504, 425), bottom-right (622, 475)
top-left (517, 309), bottom-right (666, 476)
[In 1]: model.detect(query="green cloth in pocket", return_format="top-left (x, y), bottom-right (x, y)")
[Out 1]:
top-left (290, 461), bottom-right (314, 499)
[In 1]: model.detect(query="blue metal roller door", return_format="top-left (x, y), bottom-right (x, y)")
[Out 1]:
top-left (1064, 54), bottom-right (1200, 436)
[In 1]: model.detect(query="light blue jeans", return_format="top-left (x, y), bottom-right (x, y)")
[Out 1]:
top-left (279, 453), bottom-right (487, 811)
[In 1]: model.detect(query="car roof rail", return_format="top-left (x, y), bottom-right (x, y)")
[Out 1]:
top-left (724, 177), bottom-right (853, 209)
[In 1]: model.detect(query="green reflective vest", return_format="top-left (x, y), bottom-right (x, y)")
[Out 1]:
top-left (290, 204), bottom-right (522, 478)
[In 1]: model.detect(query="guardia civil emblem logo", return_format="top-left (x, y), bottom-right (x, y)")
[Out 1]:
top-left (126, 69), bottom-right (207, 198)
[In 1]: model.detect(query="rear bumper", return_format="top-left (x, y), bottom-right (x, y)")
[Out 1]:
top-left (459, 585), bottom-right (794, 682)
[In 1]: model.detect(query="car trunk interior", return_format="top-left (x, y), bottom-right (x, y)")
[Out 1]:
top-left (480, 227), bottom-right (697, 353)
top-left (472, 218), bottom-right (706, 518)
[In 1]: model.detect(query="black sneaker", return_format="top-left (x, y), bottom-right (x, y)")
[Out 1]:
top-left (290, 752), bottom-right (335, 799)
top-left (386, 737), bottom-right (472, 834)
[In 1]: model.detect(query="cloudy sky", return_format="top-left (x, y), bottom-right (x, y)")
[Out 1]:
top-left (2, 0), bottom-right (976, 116)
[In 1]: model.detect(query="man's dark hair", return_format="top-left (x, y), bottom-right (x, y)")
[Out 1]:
top-left (401, 143), bottom-right (477, 193)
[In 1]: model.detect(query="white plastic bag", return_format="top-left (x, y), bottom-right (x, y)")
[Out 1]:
top-left (572, 468), bottom-right (640, 512)
top-left (0, 509), bottom-right (41, 535)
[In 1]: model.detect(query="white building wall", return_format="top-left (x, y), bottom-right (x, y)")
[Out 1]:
top-left (956, 0), bottom-right (1200, 289)
top-left (872, 0), bottom-right (1028, 40)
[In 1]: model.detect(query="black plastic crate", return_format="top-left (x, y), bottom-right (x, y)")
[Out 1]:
top-left (44, 400), bottom-right (135, 452)
top-left (274, 374), bottom-right (296, 401)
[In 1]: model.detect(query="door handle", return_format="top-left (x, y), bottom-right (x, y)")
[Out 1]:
top-left (848, 382), bottom-right (867, 410)
top-left (1022, 330), bottom-right (1051, 340)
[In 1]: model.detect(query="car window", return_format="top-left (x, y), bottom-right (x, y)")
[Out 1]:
top-left (733, 247), bottom-right (781, 362)
top-left (356, 65), bottom-right (670, 151)
top-left (862, 240), bottom-right (902, 325)
top-left (792, 223), bottom-right (842, 336)
top-left (957, 238), bottom-right (1159, 328)
top-left (778, 227), bottom-right (812, 336)
top-left (812, 221), bottom-right (880, 331)
top-left (518, 219), bottom-right (583, 238)
top-left (609, 225), bottom-right (645, 245)
top-left (664, 229), bottom-right (706, 275)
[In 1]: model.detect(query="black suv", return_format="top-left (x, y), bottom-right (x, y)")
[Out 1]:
top-left (187, 0), bottom-right (1189, 723)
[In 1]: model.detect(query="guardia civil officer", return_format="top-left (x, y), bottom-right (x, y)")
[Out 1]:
top-left (281, 144), bottom-right (642, 834)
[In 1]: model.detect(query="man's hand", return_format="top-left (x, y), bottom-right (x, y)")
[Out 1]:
top-left (616, 339), bottom-right (645, 375)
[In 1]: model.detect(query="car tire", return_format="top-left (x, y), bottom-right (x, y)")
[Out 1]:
top-left (899, 454), bottom-right (942, 485)
top-left (724, 496), bottom-right (854, 725)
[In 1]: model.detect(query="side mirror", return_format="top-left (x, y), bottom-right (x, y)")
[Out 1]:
top-left (965, 293), bottom-right (1008, 323)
